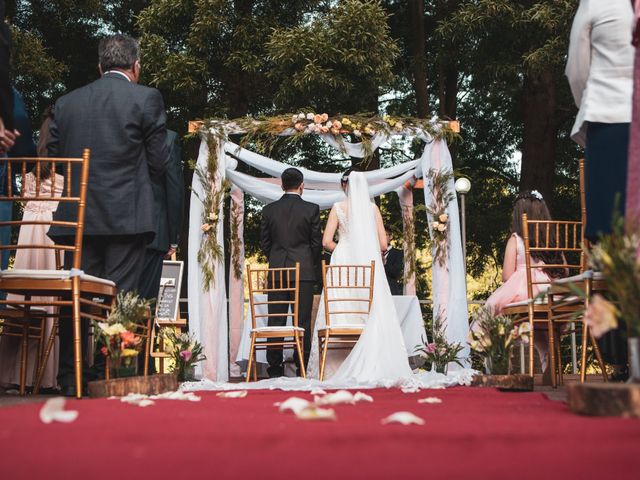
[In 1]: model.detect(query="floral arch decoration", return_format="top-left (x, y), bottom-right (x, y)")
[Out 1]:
top-left (186, 113), bottom-right (469, 381)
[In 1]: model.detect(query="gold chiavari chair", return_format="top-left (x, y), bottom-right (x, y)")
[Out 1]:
top-left (246, 263), bottom-right (305, 382)
top-left (545, 159), bottom-right (607, 386)
top-left (318, 260), bottom-right (375, 381)
top-left (502, 216), bottom-right (584, 381)
top-left (0, 152), bottom-right (117, 398)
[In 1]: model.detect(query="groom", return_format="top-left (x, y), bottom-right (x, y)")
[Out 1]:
top-left (260, 168), bottom-right (321, 377)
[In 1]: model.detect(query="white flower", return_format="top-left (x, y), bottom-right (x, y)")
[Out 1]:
top-left (531, 190), bottom-right (543, 201)
top-left (437, 223), bottom-right (446, 232)
top-left (291, 115), bottom-right (297, 123)
top-left (297, 113), bottom-right (306, 120)
top-left (432, 221), bottom-right (440, 229)
top-left (353, 129), bottom-right (362, 137)
top-left (98, 322), bottom-right (128, 336)
top-left (438, 213), bottom-right (449, 223)
top-left (306, 112), bottom-right (314, 120)
top-left (325, 121), bottom-right (332, 128)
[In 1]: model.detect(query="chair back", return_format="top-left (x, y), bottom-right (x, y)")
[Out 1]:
top-left (321, 260), bottom-right (375, 328)
top-left (0, 150), bottom-right (90, 271)
top-left (579, 159), bottom-right (588, 269)
top-left (246, 263), bottom-right (300, 330)
top-left (521, 214), bottom-right (583, 302)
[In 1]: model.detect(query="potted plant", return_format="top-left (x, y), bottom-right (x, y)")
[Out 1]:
top-left (94, 291), bottom-right (150, 378)
top-left (468, 306), bottom-right (531, 375)
top-left (415, 315), bottom-right (465, 375)
top-left (162, 329), bottom-right (206, 382)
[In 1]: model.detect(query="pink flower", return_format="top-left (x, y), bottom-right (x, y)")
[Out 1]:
top-left (585, 294), bottom-right (618, 339)
top-left (425, 343), bottom-right (436, 354)
top-left (179, 350), bottom-right (193, 362)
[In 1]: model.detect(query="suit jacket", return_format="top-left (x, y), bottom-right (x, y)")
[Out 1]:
top-left (47, 72), bottom-right (168, 242)
top-left (147, 129), bottom-right (184, 252)
top-left (566, 0), bottom-right (635, 146)
top-left (260, 193), bottom-right (321, 282)
top-left (384, 247), bottom-right (404, 296)
top-left (8, 89), bottom-right (36, 158)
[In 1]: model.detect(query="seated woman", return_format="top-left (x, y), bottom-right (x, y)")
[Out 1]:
top-left (482, 190), bottom-right (564, 374)
top-left (0, 110), bottom-right (64, 391)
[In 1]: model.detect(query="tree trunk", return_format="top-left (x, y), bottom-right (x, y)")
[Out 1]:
top-left (520, 70), bottom-right (558, 206)
top-left (409, 0), bottom-right (428, 118)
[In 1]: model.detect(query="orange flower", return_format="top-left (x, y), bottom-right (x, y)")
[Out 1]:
top-left (120, 331), bottom-right (139, 347)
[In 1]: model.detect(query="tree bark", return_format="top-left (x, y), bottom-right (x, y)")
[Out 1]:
top-left (409, 0), bottom-right (428, 118)
top-left (520, 69), bottom-right (558, 206)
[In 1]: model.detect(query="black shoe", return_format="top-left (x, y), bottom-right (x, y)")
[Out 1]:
top-left (60, 384), bottom-right (87, 397)
top-left (267, 365), bottom-right (284, 378)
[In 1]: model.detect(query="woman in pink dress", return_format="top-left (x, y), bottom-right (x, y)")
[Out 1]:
top-left (0, 112), bottom-right (64, 391)
top-left (482, 190), bottom-right (563, 373)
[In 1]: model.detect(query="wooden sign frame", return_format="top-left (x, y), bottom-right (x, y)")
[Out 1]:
top-left (155, 260), bottom-right (185, 325)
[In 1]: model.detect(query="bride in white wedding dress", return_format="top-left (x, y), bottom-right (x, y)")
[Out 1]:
top-left (306, 170), bottom-right (413, 383)
top-left (187, 170), bottom-right (476, 392)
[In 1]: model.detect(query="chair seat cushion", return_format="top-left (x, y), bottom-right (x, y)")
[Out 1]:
top-left (251, 326), bottom-right (304, 333)
top-left (0, 269), bottom-right (115, 287)
top-left (504, 298), bottom-right (547, 309)
top-left (323, 324), bottom-right (364, 331)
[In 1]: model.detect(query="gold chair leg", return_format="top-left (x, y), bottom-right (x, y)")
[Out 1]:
top-left (528, 322), bottom-right (535, 378)
top-left (319, 332), bottom-right (329, 381)
top-left (555, 326), bottom-right (563, 386)
top-left (144, 315), bottom-right (151, 377)
top-left (589, 327), bottom-right (608, 382)
top-left (34, 319), bottom-right (58, 394)
top-left (19, 322), bottom-right (29, 396)
top-left (31, 318), bottom-right (46, 389)
top-left (294, 333), bottom-right (306, 378)
top-left (580, 319), bottom-right (589, 383)
top-left (547, 318), bottom-right (557, 389)
top-left (72, 280), bottom-right (83, 399)
top-left (246, 333), bottom-right (256, 383)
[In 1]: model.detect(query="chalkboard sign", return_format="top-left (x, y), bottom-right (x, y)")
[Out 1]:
top-left (155, 260), bottom-right (184, 323)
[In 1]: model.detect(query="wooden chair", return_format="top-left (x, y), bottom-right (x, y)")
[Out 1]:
top-left (502, 216), bottom-right (582, 380)
top-left (318, 260), bottom-right (375, 381)
top-left (546, 159), bottom-right (607, 386)
top-left (245, 263), bottom-right (305, 382)
top-left (0, 152), bottom-right (116, 398)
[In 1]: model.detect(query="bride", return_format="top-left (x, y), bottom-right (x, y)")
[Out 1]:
top-left (307, 170), bottom-right (413, 384)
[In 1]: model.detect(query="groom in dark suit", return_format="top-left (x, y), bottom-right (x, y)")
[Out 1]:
top-left (260, 168), bottom-right (321, 377)
top-left (47, 34), bottom-right (168, 394)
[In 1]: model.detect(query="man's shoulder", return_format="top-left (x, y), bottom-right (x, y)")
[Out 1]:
top-left (300, 198), bottom-right (319, 212)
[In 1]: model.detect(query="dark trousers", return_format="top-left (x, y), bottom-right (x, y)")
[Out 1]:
top-left (136, 249), bottom-right (165, 374)
top-left (266, 280), bottom-right (314, 375)
top-left (57, 234), bottom-right (147, 387)
top-left (585, 122), bottom-right (629, 241)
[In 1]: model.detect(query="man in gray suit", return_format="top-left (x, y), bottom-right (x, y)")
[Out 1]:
top-left (47, 34), bottom-right (169, 394)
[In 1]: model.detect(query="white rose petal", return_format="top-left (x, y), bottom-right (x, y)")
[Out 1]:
top-left (418, 397), bottom-right (442, 404)
top-left (275, 397), bottom-right (312, 414)
top-left (216, 391), bottom-right (247, 398)
top-left (295, 407), bottom-right (337, 421)
top-left (310, 388), bottom-right (327, 395)
top-left (314, 390), bottom-right (356, 406)
top-left (306, 113), bottom-right (314, 120)
top-left (353, 392), bottom-right (374, 403)
top-left (39, 397), bottom-right (79, 424)
top-left (381, 411), bottom-right (425, 426)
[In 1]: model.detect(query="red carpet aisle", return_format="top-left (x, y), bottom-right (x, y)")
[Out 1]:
top-left (0, 387), bottom-right (638, 479)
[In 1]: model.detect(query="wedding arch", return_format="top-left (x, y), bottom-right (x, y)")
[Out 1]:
top-left (187, 113), bottom-right (469, 381)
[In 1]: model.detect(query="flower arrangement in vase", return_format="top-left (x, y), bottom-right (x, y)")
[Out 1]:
top-left (94, 291), bottom-right (151, 378)
top-left (415, 314), bottom-right (465, 375)
top-left (162, 329), bottom-right (206, 382)
top-left (468, 307), bottom-right (531, 375)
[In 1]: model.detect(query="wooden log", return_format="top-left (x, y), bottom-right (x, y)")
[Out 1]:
top-left (471, 374), bottom-right (534, 391)
top-left (568, 383), bottom-right (640, 418)
top-left (88, 374), bottom-right (179, 398)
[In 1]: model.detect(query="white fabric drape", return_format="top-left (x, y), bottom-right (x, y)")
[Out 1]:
top-left (188, 140), bottom-right (229, 381)
top-left (420, 138), bottom-right (470, 368)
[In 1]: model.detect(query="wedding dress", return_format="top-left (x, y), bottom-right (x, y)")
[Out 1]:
top-left (186, 172), bottom-right (476, 392)
top-left (306, 172), bottom-right (413, 383)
